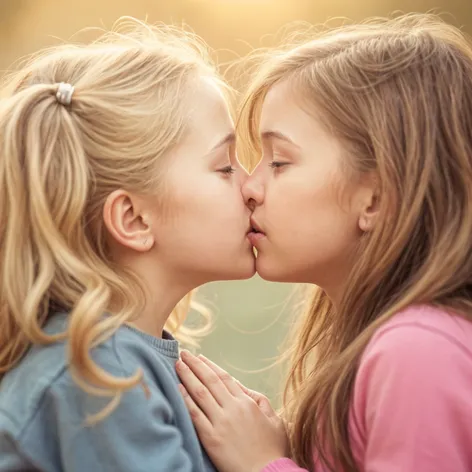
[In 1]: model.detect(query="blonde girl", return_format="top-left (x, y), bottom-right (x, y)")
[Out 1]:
top-left (0, 18), bottom-right (254, 471)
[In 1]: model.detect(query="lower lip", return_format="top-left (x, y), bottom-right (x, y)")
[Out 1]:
top-left (247, 232), bottom-right (266, 245)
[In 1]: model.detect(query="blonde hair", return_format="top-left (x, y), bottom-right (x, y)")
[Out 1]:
top-left (0, 17), bottom-right (218, 411)
top-left (239, 13), bottom-right (472, 472)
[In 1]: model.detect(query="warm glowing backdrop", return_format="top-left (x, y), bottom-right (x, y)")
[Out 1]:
top-left (1, 0), bottom-right (469, 401)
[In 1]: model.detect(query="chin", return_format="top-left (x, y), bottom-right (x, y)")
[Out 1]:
top-left (204, 253), bottom-right (256, 283)
top-left (228, 256), bottom-right (257, 280)
top-left (255, 258), bottom-right (297, 283)
top-left (239, 263), bottom-right (257, 279)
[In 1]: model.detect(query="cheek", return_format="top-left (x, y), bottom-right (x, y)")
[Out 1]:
top-left (267, 170), bottom-right (357, 245)
top-left (263, 171), bottom-right (321, 230)
top-left (259, 181), bottom-right (359, 284)
top-left (207, 181), bottom-right (248, 231)
top-left (153, 168), bottom-right (194, 221)
top-left (162, 175), bottom-right (247, 236)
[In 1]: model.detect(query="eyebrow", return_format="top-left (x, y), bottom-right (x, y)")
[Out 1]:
top-left (260, 130), bottom-right (300, 149)
top-left (211, 132), bottom-right (236, 152)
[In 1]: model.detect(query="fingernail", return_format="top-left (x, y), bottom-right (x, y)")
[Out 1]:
top-left (178, 384), bottom-right (188, 396)
top-left (181, 350), bottom-right (192, 360)
top-left (176, 360), bottom-right (188, 371)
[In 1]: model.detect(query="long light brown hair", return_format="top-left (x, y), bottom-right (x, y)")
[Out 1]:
top-left (0, 17), bottom-right (218, 415)
top-left (238, 13), bottom-right (472, 471)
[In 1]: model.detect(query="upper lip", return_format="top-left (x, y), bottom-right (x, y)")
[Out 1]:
top-left (250, 217), bottom-right (265, 234)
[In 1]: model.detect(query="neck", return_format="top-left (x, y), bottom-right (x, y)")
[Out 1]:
top-left (316, 252), bottom-right (356, 309)
top-left (119, 254), bottom-right (195, 339)
top-left (131, 282), bottom-right (189, 338)
top-left (323, 284), bottom-right (342, 310)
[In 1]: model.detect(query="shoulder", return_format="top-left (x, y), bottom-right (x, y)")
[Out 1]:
top-left (355, 304), bottom-right (472, 402)
top-left (0, 315), bottom-right (174, 441)
top-left (350, 309), bottom-right (472, 471)
top-left (364, 304), bottom-right (472, 360)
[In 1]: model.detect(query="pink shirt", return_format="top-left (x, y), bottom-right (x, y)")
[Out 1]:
top-left (263, 305), bottom-right (472, 472)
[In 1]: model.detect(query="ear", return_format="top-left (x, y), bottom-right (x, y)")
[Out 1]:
top-left (103, 190), bottom-right (155, 252)
top-left (357, 174), bottom-right (380, 233)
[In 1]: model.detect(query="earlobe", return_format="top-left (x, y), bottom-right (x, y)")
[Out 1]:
top-left (141, 233), bottom-right (155, 251)
top-left (359, 214), bottom-right (373, 232)
top-left (103, 190), bottom-right (155, 252)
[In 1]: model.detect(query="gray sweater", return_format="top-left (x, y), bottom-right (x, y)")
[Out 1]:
top-left (0, 313), bottom-right (216, 472)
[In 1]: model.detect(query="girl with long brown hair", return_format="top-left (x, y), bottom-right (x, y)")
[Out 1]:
top-left (177, 13), bottom-right (472, 472)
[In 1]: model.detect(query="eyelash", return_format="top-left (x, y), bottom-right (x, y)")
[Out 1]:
top-left (219, 165), bottom-right (236, 175)
top-left (268, 161), bottom-right (288, 169)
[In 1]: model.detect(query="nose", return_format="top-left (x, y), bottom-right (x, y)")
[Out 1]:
top-left (241, 169), bottom-right (264, 211)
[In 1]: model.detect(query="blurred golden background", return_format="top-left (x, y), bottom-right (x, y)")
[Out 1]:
top-left (1, 0), bottom-right (470, 403)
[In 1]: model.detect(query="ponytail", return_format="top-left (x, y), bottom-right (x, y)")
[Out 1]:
top-left (0, 83), bottom-right (140, 399)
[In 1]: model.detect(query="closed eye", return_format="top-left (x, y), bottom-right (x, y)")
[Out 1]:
top-left (269, 161), bottom-right (289, 169)
top-left (219, 165), bottom-right (236, 175)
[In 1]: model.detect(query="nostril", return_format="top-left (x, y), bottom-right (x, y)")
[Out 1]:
top-left (246, 198), bottom-right (256, 211)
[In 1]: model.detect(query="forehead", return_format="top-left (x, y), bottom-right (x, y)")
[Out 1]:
top-left (260, 79), bottom-right (320, 138)
top-left (186, 77), bottom-right (233, 135)
top-left (260, 81), bottom-right (306, 129)
top-left (164, 77), bottom-right (234, 164)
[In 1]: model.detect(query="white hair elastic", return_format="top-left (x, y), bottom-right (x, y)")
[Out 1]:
top-left (55, 82), bottom-right (75, 106)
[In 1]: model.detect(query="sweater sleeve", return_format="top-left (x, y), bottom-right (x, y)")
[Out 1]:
top-left (19, 364), bottom-right (195, 472)
top-left (353, 322), bottom-right (472, 471)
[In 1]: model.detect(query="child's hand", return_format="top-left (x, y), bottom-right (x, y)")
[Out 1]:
top-left (177, 352), bottom-right (288, 472)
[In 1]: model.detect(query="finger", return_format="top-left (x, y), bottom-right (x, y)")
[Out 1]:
top-left (197, 356), bottom-right (277, 417)
top-left (234, 378), bottom-right (251, 395)
top-left (178, 384), bottom-right (213, 434)
top-left (179, 352), bottom-right (234, 406)
top-left (198, 355), bottom-right (269, 406)
top-left (176, 359), bottom-right (222, 422)
top-left (197, 354), bottom-right (246, 398)
top-left (233, 384), bottom-right (276, 417)
top-left (250, 393), bottom-right (277, 418)
top-left (180, 351), bottom-right (235, 405)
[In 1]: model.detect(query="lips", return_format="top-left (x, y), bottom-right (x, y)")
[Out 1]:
top-left (249, 217), bottom-right (265, 235)
top-left (247, 217), bottom-right (266, 246)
